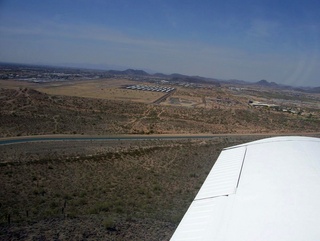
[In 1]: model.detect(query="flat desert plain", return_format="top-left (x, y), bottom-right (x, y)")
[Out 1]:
top-left (35, 79), bottom-right (166, 103)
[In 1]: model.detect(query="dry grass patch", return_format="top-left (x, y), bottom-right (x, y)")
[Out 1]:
top-left (36, 79), bottom-right (165, 103)
top-left (0, 137), bottom-right (261, 240)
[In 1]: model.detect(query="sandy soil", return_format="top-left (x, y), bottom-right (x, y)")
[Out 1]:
top-left (1, 79), bottom-right (319, 240)
top-left (36, 79), bottom-right (166, 103)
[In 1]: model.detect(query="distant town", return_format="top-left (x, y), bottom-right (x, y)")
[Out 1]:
top-left (1, 62), bottom-right (319, 119)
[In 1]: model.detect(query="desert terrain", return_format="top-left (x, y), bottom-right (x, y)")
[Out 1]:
top-left (36, 79), bottom-right (166, 103)
top-left (1, 72), bottom-right (320, 240)
top-left (1, 136), bottom-right (292, 240)
top-left (0, 78), bottom-right (319, 137)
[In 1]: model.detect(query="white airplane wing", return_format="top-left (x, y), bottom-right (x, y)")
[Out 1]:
top-left (171, 136), bottom-right (320, 241)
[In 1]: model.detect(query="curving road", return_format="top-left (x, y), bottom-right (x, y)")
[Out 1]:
top-left (1, 133), bottom-right (319, 146)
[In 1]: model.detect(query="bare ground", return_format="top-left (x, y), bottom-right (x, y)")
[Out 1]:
top-left (0, 84), bottom-right (319, 240)
top-left (0, 137), bottom-right (267, 240)
top-left (1, 88), bottom-right (319, 137)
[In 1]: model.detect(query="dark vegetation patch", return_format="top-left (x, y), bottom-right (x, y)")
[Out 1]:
top-left (0, 137), bottom-right (260, 240)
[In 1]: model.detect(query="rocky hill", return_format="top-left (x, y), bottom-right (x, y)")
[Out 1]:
top-left (1, 87), bottom-right (319, 138)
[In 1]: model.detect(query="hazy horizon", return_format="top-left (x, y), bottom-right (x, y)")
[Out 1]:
top-left (0, 0), bottom-right (320, 87)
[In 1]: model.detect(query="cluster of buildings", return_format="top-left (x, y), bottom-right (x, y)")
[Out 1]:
top-left (0, 64), bottom-right (103, 83)
top-left (249, 101), bottom-right (280, 109)
top-left (248, 100), bottom-right (303, 114)
top-left (126, 85), bottom-right (175, 93)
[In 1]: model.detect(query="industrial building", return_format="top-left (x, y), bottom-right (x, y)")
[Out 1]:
top-left (126, 85), bottom-right (175, 93)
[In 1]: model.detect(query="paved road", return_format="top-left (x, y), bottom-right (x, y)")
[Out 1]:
top-left (153, 89), bottom-right (176, 104)
top-left (1, 133), bottom-right (319, 146)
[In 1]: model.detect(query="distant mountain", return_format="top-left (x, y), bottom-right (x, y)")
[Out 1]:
top-left (302, 86), bottom-right (320, 93)
top-left (166, 73), bottom-right (221, 85)
top-left (2, 62), bottom-right (319, 92)
top-left (123, 69), bottom-right (149, 76)
top-left (107, 69), bottom-right (149, 76)
top-left (248, 79), bottom-right (320, 93)
top-left (105, 69), bottom-right (221, 85)
top-left (255, 79), bottom-right (280, 88)
top-left (224, 79), bottom-right (249, 85)
top-left (312, 87), bottom-right (320, 92)
top-left (153, 73), bottom-right (168, 78)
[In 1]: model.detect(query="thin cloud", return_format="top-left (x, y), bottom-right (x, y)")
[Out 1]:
top-left (247, 19), bottom-right (280, 38)
top-left (0, 20), bottom-right (174, 49)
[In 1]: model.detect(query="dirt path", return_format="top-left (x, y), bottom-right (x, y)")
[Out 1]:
top-left (52, 115), bottom-right (59, 133)
top-left (126, 106), bottom-right (153, 132)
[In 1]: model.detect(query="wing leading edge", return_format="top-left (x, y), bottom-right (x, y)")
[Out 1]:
top-left (171, 136), bottom-right (320, 241)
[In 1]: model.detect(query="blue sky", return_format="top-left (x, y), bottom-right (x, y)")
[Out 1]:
top-left (0, 0), bottom-right (319, 86)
